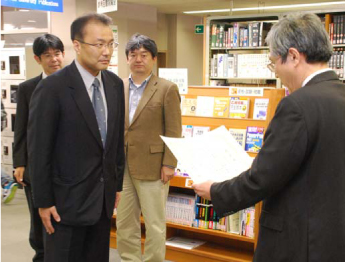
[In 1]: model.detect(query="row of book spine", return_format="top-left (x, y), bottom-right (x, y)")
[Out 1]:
top-left (210, 53), bottom-right (274, 79)
top-left (329, 14), bottom-right (345, 45)
top-left (211, 21), bottom-right (273, 49)
top-left (166, 193), bottom-right (255, 237)
top-left (329, 48), bottom-right (345, 78)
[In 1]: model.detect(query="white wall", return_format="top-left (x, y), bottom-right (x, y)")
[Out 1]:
top-left (176, 14), bottom-right (203, 85)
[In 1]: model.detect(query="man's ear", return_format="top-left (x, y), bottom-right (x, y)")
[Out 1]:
top-left (73, 40), bottom-right (81, 54)
top-left (34, 55), bottom-right (41, 65)
top-left (287, 48), bottom-right (301, 67)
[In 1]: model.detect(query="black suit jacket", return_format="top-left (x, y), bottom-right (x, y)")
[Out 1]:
top-left (13, 74), bottom-right (42, 184)
top-left (28, 61), bottom-right (125, 225)
top-left (211, 71), bottom-right (345, 262)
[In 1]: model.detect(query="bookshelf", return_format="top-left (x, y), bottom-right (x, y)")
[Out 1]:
top-left (204, 10), bottom-right (345, 86)
top-left (110, 86), bottom-right (285, 262)
top-left (205, 14), bottom-right (280, 87)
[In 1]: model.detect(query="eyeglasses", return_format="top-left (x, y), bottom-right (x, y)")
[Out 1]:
top-left (76, 39), bottom-right (119, 49)
top-left (267, 62), bottom-right (275, 73)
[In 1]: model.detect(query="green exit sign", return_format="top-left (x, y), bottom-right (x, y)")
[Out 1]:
top-left (195, 24), bottom-right (204, 34)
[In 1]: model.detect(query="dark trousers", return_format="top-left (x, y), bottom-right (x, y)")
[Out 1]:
top-left (25, 185), bottom-right (45, 262)
top-left (44, 204), bottom-right (111, 262)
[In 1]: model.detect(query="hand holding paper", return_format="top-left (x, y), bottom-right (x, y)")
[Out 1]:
top-left (160, 126), bottom-right (253, 184)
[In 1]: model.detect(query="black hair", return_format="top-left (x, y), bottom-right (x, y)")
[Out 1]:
top-left (33, 34), bottom-right (64, 57)
top-left (125, 33), bottom-right (158, 58)
top-left (71, 12), bottom-right (113, 41)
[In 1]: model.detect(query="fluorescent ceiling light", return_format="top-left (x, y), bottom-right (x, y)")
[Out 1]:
top-left (184, 1), bottom-right (345, 14)
top-left (27, 20), bottom-right (36, 23)
top-left (19, 9), bottom-right (30, 12)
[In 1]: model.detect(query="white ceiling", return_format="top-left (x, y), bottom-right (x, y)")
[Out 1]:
top-left (118, 0), bottom-right (345, 16)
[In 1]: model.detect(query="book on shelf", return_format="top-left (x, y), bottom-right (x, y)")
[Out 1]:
top-left (166, 236), bottom-right (206, 250)
top-left (166, 193), bottom-right (195, 226)
top-left (196, 96), bottom-right (215, 117)
top-left (245, 126), bottom-right (264, 152)
top-left (181, 97), bottom-right (197, 116)
top-left (259, 21), bottom-right (273, 47)
top-left (253, 98), bottom-right (269, 120)
top-left (229, 128), bottom-right (247, 149)
top-left (182, 125), bottom-right (193, 138)
top-left (209, 79), bottom-right (226, 86)
top-left (241, 206), bottom-right (255, 238)
top-left (229, 97), bottom-right (250, 119)
top-left (192, 126), bottom-right (210, 137)
top-left (213, 97), bottom-right (230, 118)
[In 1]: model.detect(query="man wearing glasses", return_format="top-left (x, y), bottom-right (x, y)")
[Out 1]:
top-left (13, 33), bottom-right (64, 262)
top-left (193, 13), bottom-right (345, 261)
top-left (28, 13), bottom-right (125, 262)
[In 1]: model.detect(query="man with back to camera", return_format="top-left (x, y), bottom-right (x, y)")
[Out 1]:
top-left (192, 13), bottom-right (345, 262)
top-left (116, 33), bottom-right (182, 262)
top-left (28, 13), bottom-right (125, 262)
top-left (13, 33), bottom-right (65, 261)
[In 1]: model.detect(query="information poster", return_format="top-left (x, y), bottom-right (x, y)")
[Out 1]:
top-left (159, 68), bottom-right (188, 94)
top-left (97, 0), bottom-right (117, 13)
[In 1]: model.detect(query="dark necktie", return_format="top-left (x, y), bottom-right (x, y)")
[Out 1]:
top-left (92, 78), bottom-right (106, 147)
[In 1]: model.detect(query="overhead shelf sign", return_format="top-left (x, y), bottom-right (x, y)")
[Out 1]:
top-left (1, 0), bottom-right (63, 13)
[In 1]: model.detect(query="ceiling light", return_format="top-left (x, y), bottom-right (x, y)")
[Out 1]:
top-left (184, 1), bottom-right (345, 14)
top-left (27, 20), bottom-right (36, 23)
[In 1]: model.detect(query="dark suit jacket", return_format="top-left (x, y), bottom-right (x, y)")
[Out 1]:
top-left (211, 71), bottom-right (345, 262)
top-left (28, 61), bottom-right (125, 226)
top-left (13, 74), bottom-right (42, 184)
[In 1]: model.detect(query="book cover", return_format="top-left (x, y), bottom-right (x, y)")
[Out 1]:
top-left (229, 97), bottom-right (250, 119)
top-left (192, 126), bottom-right (210, 137)
top-left (196, 96), bottom-right (215, 117)
top-left (253, 98), bottom-right (269, 120)
top-left (245, 126), bottom-right (264, 152)
top-left (182, 125), bottom-right (193, 138)
top-left (213, 97), bottom-right (230, 118)
top-left (181, 98), bottom-right (197, 116)
top-left (229, 211), bottom-right (240, 235)
top-left (229, 128), bottom-right (247, 149)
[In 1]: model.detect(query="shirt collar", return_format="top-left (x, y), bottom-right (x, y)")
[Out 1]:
top-left (75, 59), bottom-right (102, 89)
top-left (129, 73), bottom-right (152, 89)
top-left (42, 72), bottom-right (48, 79)
top-left (302, 68), bottom-right (333, 87)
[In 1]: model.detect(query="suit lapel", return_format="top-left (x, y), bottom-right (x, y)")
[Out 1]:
top-left (124, 78), bottom-right (130, 131)
top-left (68, 62), bottom-right (103, 148)
top-left (102, 72), bottom-right (116, 153)
top-left (130, 75), bottom-right (158, 126)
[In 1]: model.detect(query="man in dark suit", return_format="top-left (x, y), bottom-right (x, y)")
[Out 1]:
top-left (193, 13), bottom-right (345, 262)
top-left (28, 13), bottom-right (125, 262)
top-left (13, 34), bottom-right (65, 262)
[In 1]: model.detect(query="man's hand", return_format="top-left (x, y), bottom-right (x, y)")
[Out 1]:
top-left (38, 206), bottom-right (61, 235)
top-left (192, 181), bottom-right (214, 200)
top-left (161, 166), bottom-right (175, 184)
top-left (14, 166), bottom-right (26, 186)
top-left (114, 192), bottom-right (121, 209)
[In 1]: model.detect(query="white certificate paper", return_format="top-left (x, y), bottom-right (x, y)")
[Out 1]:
top-left (161, 126), bottom-right (253, 183)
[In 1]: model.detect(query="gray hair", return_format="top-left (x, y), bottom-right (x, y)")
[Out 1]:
top-left (125, 33), bottom-right (158, 58)
top-left (266, 13), bottom-right (332, 63)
